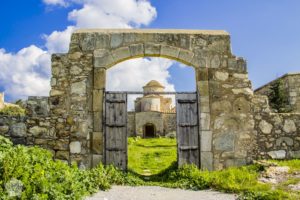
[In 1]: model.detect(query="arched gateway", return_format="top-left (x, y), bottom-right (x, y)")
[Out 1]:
top-left (49, 29), bottom-right (256, 171)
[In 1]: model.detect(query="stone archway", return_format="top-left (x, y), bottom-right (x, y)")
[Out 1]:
top-left (50, 29), bottom-right (254, 171)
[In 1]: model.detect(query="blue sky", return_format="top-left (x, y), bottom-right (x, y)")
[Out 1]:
top-left (0, 0), bottom-right (299, 102)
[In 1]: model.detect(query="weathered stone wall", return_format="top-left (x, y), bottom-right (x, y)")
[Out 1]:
top-left (255, 73), bottom-right (300, 113)
top-left (0, 115), bottom-right (27, 145)
top-left (127, 112), bottom-right (136, 136)
top-left (162, 113), bottom-right (176, 135)
top-left (255, 113), bottom-right (300, 159)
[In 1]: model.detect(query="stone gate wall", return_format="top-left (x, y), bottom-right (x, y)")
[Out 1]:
top-left (1, 29), bottom-right (300, 171)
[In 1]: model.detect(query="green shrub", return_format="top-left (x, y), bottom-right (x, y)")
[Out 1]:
top-left (0, 105), bottom-right (26, 116)
top-left (0, 136), bottom-right (111, 199)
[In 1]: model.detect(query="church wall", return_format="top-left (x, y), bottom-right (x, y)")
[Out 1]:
top-left (135, 111), bottom-right (164, 137)
top-left (162, 113), bottom-right (176, 135)
top-left (127, 112), bottom-right (136, 137)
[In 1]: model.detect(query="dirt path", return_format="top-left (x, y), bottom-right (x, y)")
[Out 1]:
top-left (86, 186), bottom-right (237, 200)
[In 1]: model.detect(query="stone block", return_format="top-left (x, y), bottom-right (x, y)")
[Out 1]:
top-left (190, 55), bottom-right (206, 68)
top-left (29, 126), bottom-right (48, 137)
top-left (214, 133), bottom-right (235, 151)
top-left (200, 113), bottom-right (210, 130)
top-left (50, 89), bottom-right (64, 96)
top-left (94, 50), bottom-right (114, 68)
top-left (210, 55), bottom-right (221, 68)
top-left (70, 65), bottom-right (83, 75)
top-left (232, 88), bottom-right (253, 95)
top-left (215, 71), bottom-right (229, 81)
top-left (276, 137), bottom-right (293, 147)
top-left (290, 150), bottom-right (300, 159)
top-left (259, 120), bottom-right (273, 134)
top-left (71, 80), bottom-right (86, 95)
top-left (11, 123), bottom-right (26, 137)
top-left (94, 111), bottom-right (103, 132)
top-left (0, 125), bottom-right (9, 134)
top-left (110, 33), bottom-right (123, 48)
top-left (201, 152), bottom-right (213, 171)
top-left (94, 68), bottom-right (106, 89)
top-left (92, 132), bottom-right (103, 154)
top-left (160, 45), bottom-right (180, 59)
top-left (199, 96), bottom-right (210, 113)
top-left (197, 81), bottom-right (209, 96)
top-left (145, 43), bottom-right (161, 56)
top-left (129, 43), bottom-right (144, 57)
top-left (267, 150), bottom-right (286, 159)
top-left (70, 141), bottom-right (81, 154)
top-left (201, 131), bottom-right (212, 151)
top-left (111, 46), bottom-right (130, 62)
top-left (93, 90), bottom-right (104, 112)
top-left (178, 49), bottom-right (194, 64)
top-left (283, 119), bottom-right (297, 133)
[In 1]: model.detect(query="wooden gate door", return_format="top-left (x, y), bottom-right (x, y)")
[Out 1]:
top-left (176, 93), bottom-right (200, 167)
top-left (104, 92), bottom-right (127, 170)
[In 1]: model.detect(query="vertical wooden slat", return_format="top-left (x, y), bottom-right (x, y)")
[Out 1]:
top-left (104, 92), bottom-right (127, 170)
top-left (176, 93), bottom-right (200, 167)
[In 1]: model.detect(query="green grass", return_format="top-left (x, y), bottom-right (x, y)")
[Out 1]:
top-left (128, 137), bottom-right (177, 175)
top-left (269, 159), bottom-right (300, 172)
top-left (2, 135), bottom-right (300, 199)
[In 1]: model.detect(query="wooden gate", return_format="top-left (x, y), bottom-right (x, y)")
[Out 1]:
top-left (104, 92), bottom-right (127, 170)
top-left (176, 93), bottom-right (200, 167)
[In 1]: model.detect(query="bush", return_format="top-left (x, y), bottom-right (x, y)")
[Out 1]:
top-left (0, 105), bottom-right (26, 116)
top-left (0, 136), bottom-right (111, 199)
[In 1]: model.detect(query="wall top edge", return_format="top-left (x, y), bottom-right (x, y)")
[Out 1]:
top-left (73, 29), bottom-right (229, 36)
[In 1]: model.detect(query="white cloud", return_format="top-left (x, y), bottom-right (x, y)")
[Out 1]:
top-left (44, 26), bottom-right (75, 53)
top-left (106, 57), bottom-right (175, 110)
top-left (1, 0), bottom-right (158, 101)
top-left (43, 0), bottom-right (69, 7)
top-left (0, 46), bottom-right (51, 100)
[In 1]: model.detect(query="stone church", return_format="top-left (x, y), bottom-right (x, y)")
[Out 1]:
top-left (127, 80), bottom-right (176, 138)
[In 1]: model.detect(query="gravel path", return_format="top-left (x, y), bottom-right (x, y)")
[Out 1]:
top-left (86, 186), bottom-right (237, 200)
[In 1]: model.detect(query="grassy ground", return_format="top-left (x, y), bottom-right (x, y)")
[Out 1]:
top-left (2, 135), bottom-right (300, 199)
top-left (128, 137), bottom-right (177, 175)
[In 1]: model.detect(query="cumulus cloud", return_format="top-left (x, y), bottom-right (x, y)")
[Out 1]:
top-left (106, 57), bottom-right (175, 110)
top-left (0, 46), bottom-right (51, 100)
top-left (1, 0), bottom-right (162, 102)
top-left (44, 26), bottom-right (75, 53)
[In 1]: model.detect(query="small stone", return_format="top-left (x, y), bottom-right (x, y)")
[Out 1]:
top-left (29, 126), bottom-right (48, 137)
top-left (0, 125), bottom-right (9, 134)
top-left (267, 150), bottom-right (286, 159)
top-left (283, 119), bottom-right (297, 133)
top-left (11, 123), bottom-right (26, 137)
top-left (232, 88), bottom-right (253, 95)
top-left (259, 120), bottom-right (273, 134)
top-left (71, 81), bottom-right (86, 95)
top-left (233, 73), bottom-right (248, 79)
top-left (70, 141), bottom-right (81, 154)
top-left (70, 65), bottom-right (83, 75)
top-left (215, 71), bottom-right (229, 81)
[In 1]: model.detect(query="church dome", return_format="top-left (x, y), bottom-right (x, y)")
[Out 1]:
top-left (143, 80), bottom-right (165, 89)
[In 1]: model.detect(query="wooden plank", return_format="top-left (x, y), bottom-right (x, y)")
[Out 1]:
top-left (104, 92), bottom-right (127, 170)
top-left (176, 93), bottom-right (200, 168)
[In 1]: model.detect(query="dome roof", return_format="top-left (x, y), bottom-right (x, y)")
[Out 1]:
top-left (143, 80), bottom-right (165, 88)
